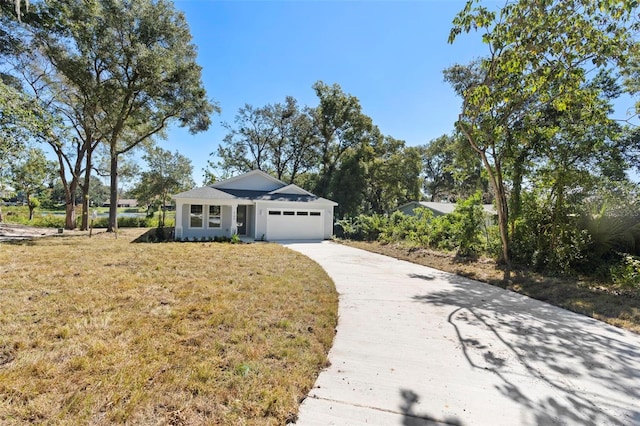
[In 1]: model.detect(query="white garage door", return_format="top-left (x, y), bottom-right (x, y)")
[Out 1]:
top-left (266, 210), bottom-right (324, 240)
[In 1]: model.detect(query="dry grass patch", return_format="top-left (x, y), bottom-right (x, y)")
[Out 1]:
top-left (0, 229), bottom-right (337, 425)
top-left (342, 240), bottom-right (640, 334)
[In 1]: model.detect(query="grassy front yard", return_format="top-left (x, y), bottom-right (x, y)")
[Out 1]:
top-left (0, 229), bottom-right (337, 424)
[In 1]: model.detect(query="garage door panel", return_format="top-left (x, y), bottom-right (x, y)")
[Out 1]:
top-left (266, 210), bottom-right (323, 240)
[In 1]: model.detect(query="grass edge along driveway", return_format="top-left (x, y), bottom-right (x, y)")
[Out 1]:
top-left (0, 229), bottom-right (338, 425)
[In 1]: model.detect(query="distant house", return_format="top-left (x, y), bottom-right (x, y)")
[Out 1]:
top-left (396, 201), bottom-right (496, 217)
top-left (102, 199), bottom-right (138, 208)
top-left (0, 186), bottom-right (15, 200)
top-left (172, 170), bottom-right (337, 241)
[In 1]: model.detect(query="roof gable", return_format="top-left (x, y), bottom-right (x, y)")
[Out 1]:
top-left (173, 170), bottom-right (337, 205)
top-left (212, 170), bottom-right (285, 191)
top-left (268, 184), bottom-right (313, 196)
top-left (172, 186), bottom-right (236, 200)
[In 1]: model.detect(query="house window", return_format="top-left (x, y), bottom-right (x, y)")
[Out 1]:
top-left (190, 205), bottom-right (203, 228)
top-left (208, 205), bottom-right (221, 228)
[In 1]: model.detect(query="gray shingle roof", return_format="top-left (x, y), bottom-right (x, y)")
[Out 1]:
top-left (172, 186), bottom-right (237, 200)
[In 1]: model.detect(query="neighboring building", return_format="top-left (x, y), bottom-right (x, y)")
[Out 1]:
top-left (396, 201), bottom-right (496, 223)
top-left (102, 199), bottom-right (138, 208)
top-left (172, 170), bottom-right (337, 241)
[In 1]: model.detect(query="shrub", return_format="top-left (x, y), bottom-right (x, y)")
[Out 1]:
top-left (430, 215), bottom-right (456, 251)
top-left (336, 214), bottom-right (387, 241)
top-left (32, 215), bottom-right (67, 229)
top-left (91, 216), bottom-right (152, 228)
top-left (610, 253), bottom-right (640, 293)
top-left (450, 192), bottom-right (485, 257)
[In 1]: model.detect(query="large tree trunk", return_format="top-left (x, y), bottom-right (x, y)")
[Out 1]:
top-left (52, 146), bottom-right (80, 230)
top-left (107, 150), bottom-right (118, 233)
top-left (80, 156), bottom-right (92, 231)
top-left (460, 123), bottom-right (511, 280)
top-left (27, 194), bottom-right (34, 221)
top-left (65, 195), bottom-right (76, 229)
top-left (64, 178), bottom-right (78, 230)
top-left (478, 150), bottom-right (511, 280)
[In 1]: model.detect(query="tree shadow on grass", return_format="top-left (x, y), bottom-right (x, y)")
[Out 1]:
top-left (131, 227), bottom-right (174, 243)
top-left (413, 275), bottom-right (640, 426)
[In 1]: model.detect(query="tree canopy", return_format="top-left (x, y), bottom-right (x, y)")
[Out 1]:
top-left (2, 0), bottom-right (217, 230)
top-left (132, 146), bottom-right (194, 228)
top-left (447, 0), bottom-right (639, 273)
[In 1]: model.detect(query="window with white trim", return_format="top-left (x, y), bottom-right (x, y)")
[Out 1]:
top-left (190, 205), bottom-right (203, 227)
top-left (208, 205), bottom-right (221, 228)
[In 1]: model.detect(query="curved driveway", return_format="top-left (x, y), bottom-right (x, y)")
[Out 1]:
top-left (284, 241), bottom-right (640, 426)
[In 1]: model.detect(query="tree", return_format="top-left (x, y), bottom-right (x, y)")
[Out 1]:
top-left (264, 97), bottom-right (320, 182)
top-left (1, 0), bottom-right (28, 22)
top-left (10, 147), bottom-right (55, 220)
top-left (94, 146), bottom-right (141, 205)
top-left (28, 0), bottom-right (216, 233)
top-left (421, 135), bottom-right (456, 202)
top-left (312, 81), bottom-right (376, 199)
top-left (1, 3), bottom-right (105, 230)
top-left (420, 134), bottom-right (488, 203)
top-left (217, 103), bottom-right (277, 175)
top-left (215, 97), bottom-right (320, 184)
top-left (0, 76), bottom-right (56, 221)
top-left (131, 146), bottom-right (194, 228)
top-left (364, 136), bottom-right (422, 214)
top-left (447, 0), bottom-right (637, 275)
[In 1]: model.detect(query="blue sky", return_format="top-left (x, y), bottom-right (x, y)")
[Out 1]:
top-left (160, 0), bottom-right (637, 185)
top-left (162, 0), bottom-right (490, 184)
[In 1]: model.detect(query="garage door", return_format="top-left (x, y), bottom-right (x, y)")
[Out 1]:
top-left (266, 210), bottom-right (324, 240)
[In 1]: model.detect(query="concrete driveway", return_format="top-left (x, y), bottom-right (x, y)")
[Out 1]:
top-left (283, 241), bottom-right (640, 426)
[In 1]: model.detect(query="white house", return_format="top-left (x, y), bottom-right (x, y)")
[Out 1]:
top-left (173, 170), bottom-right (338, 241)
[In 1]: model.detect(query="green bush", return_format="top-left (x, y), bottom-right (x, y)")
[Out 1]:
top-left (378, 212), bottom-right (408, 243)
top-left (336, 214), bottom-right (388, 241)
top-left (337, 194), bottom-right (486, 256)
top-left (91, 216), bottom-right (152, 228)
top-left (509, 193), bottom-right (591, 274)
top-left (32, 215), bottom-right (67, 228)
top-left (610, 254), bottom-right (640, 293)
top-left (430, 215), bottom-right (457, 251)
top-left (450, 192), bottom-right (485, 257)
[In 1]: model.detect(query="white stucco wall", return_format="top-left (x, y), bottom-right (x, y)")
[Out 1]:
top-left (175, 200), bottom-right (238, 240)
top-left (175, 199), bottom-right (335, 241)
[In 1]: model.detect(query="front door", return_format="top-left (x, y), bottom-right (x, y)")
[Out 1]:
top-left (236, 205), bottom-right (247, 236)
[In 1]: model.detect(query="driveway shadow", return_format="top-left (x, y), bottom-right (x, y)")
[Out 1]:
top-left (413, 275), bottom-right (640, 426)
top-left (399, 389), bottom-right (463, 425)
